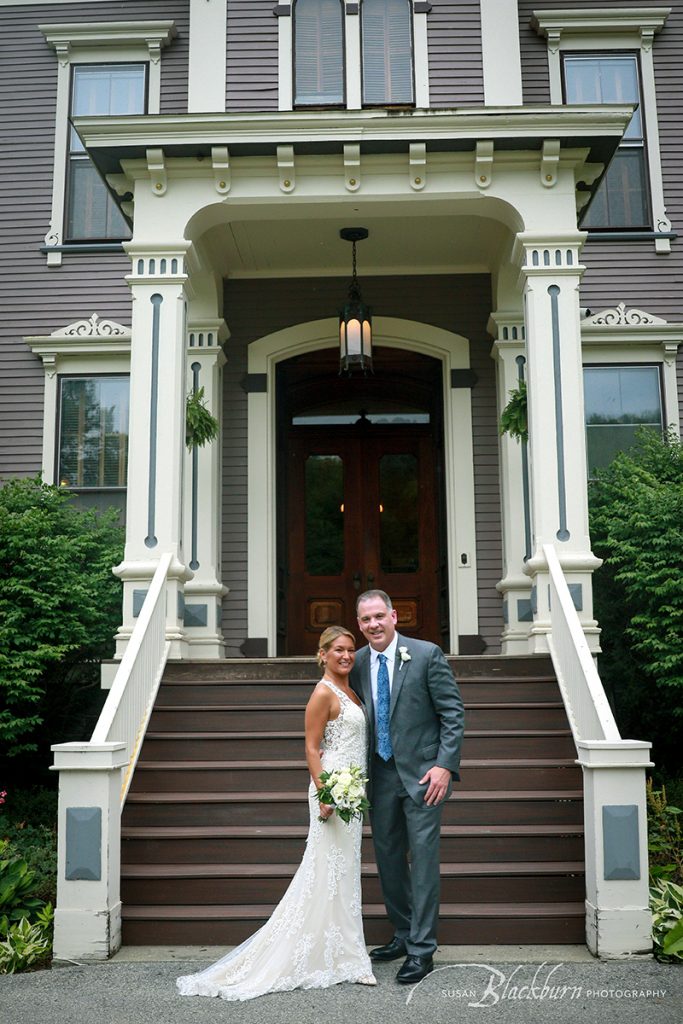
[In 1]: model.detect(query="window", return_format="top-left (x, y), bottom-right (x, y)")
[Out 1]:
top-left (58, 376), bottom-right (130, 490)
top-left (294, 0), bottom-right (345, 106)
top-left (361, 0), bottom-right (414, 106)
top-left (583, 365), bottom-right (662, 474)
top-left (66, 64), bottom-right (146, 241)
top-left (564, 54), bottom-right (649, 229)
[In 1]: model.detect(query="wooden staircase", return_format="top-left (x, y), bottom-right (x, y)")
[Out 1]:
top-left (120, 655), bottom-right (586, 945)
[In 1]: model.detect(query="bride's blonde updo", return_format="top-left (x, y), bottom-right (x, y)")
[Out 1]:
top-left (317, 625), bottom-right (356, 668)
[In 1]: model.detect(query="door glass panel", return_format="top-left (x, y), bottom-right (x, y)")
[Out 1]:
top-left (305, 455), bottom-right (344, 575)
top-left (379, 453), bottom-right (419, 573)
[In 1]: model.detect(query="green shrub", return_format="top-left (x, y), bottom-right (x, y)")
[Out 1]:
top-left (0, 478), bottom-right (124, 759)
top-left (0, 906), bottom-right (53, 974)
top-left (651, 879), bottom-right (683, 962)
top-left (647, 780), bottom-right (683, 884)
top-left (0, 839), bottom-right (45, 935)
top-left (589, 429), bottom-right (683, 775)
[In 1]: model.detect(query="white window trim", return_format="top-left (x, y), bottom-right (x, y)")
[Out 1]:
top-left (40, 21), bottom-right (176, 266)
top-left (278, 1), bottom-right (429, 113)
top-left (532, 8), bottom-right (671, 252)
top-left (25, 315), bottom-right (131, 485)
top-left (581, 304), bottom-right (681, 436)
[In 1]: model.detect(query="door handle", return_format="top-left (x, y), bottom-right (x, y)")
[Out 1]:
top-left (353, 572), bottom-right (362, 591)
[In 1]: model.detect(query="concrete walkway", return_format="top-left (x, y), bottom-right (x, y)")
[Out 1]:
top-left (1, 947), bottom-right (680, 1024)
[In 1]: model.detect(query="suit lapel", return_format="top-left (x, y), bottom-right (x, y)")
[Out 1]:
top-left (389, 634), bottom-right (410, 719)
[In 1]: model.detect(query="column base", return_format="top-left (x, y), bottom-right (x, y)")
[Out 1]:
top-left (53, 903), bottom-right (122, 962)
top-left (584, 901), bottom-right (653, 959)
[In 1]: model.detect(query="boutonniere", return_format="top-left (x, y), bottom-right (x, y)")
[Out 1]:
top-left (398, 646), bottom-right (411, 671)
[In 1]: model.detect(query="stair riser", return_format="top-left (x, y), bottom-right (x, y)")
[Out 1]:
top-left (156, 681), bottom-right (562, 706)
top-left (122, 914), bottom-right (585, 946)
top-left (121, 834), bottom-right (584, 864)
top-left (148, 707), bottom-right (569, 732)
top-left (122, 798), bottom-right (584, 828)
top-left (121, 872), bottom-right (585, 906)
top-left (129, 764), bottom-right (584, 794)
top-left (140, 735), bottom-right (576, 760)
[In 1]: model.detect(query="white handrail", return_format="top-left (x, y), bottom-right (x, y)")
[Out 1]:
top-left (91, 551), bottom-right (172, 801)
top-left (544, 543), bottom-right (620, 744)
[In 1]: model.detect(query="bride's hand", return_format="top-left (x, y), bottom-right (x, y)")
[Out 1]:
top-left (319, 800), bottom-right (334, 819)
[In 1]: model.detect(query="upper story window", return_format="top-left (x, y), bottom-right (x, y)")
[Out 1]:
top-left (361, 0), bottom-right (414, 106)
top-left (67, 64), bottom-right (146, 241)
top-left (564, 54), bottom-right (649, 230)
top-left (294, 0), bottom-right (345, 107)
top-left (583, 364), bottom-right (663, 475)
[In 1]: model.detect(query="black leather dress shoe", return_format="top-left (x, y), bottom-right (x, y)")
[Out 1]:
top-left (396, 955), bottom-right (434, 984)
top-left (369, 937), bottom-right (407, 962)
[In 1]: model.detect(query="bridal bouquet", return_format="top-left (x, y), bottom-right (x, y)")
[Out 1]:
top-left (317, 765), bottom-right (370, 824)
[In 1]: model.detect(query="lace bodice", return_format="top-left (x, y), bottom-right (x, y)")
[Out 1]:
top-left (319, 679), bottom-right (368, 773)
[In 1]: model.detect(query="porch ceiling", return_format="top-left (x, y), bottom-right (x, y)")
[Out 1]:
top-left (201, 212), bottom-right (511, 278)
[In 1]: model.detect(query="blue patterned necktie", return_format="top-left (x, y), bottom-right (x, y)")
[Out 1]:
top-left (376, 653), bottom-right (393, 760)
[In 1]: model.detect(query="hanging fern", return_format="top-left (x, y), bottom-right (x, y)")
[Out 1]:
top-left (499, 380), bottom-right (528, 443)
top-left (185, 386), bottom-right (220, 449)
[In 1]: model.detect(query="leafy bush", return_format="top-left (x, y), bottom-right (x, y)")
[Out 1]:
top-left (0, 478), bottom-right (124, 760)
top-left (651, 880), bottom-right (683, 962)
top-left (589, 429), bottom-right (683, 775)
top-left (0, 906), bottom-right (53, 974)
top-left (647, 780), bottom-right (683, 883)
top-left (0, 839), bottom-right (45, 935)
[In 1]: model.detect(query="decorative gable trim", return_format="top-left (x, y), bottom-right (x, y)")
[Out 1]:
top-left (582, 303), bottom-right (667, 327)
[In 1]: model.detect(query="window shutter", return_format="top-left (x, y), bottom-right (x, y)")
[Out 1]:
top-left (295, 0), bottom-right (345, 105)
top-left (362, 0), bottom-right (414, 106)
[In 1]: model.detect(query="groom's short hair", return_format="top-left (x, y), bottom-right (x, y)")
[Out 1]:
top-left (356, 589), bottom-right (393, 613)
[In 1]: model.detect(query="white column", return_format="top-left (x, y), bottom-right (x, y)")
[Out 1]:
top-left (183, 323), bottom-right (229, 658)
top-left (345, 6), bottom-right (362, 109)
top-left (490, 315), bottom-right (533, 653)
top-left (578, 741), bottom-right (654, 957)
top-left (278, 6), bottom-right (293, 111)
top-left (480, 0), bottom-right (523, 106)
top-left (113, 244), bottom-right (193, 659)
top-left (188, 0), bottom-right (228, 113)
top-left (516, 232), bottom-right (601, 653)
top-left (51, 742), bottom-right (127, 961)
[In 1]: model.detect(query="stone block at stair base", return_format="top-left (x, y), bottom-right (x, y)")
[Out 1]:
top-left (585, 902), bottom-right (653, 959)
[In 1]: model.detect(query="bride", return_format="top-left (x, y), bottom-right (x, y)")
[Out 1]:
top-left (176, 625), bottom-right (376, 1000)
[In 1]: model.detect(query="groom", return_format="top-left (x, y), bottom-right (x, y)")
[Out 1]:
top-left (351, 590), bottom-right (465, 984)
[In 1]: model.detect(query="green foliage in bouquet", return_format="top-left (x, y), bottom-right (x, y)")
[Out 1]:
top-left (317, 765), bottom-right (370, 824)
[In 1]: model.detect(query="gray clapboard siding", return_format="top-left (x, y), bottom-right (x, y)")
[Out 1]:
top-left (0, 2), bottom-right (188, 478)
top-left (226, 0), bottom-right (279, 111)
top-left (427, 0), bottom-right (484, 106)
top-left (222, 274), bottom-right (503, 656)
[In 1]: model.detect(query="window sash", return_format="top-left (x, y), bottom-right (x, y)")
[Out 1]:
top-left (294, 0), bottom-right (345, 106)
top-left (58, 376), bottom-right (130, 490)
top-left (361, 0), bottom-right (414, 106)
top-left (583, 365), bottom-right (663, 474)
top-left (66, 64), bottom-right (146, 241)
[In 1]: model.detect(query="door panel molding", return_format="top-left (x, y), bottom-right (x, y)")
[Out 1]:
top-left (247, 317), bottom-right (477, 655)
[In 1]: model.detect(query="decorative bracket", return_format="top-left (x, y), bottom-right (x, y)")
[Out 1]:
top-left (147, 148), bottom-right (167, 196)
top-left (146, 38), bottom-right (163, 64)
top-left (42, 353), bottom-right (58, 379)
top-left (546, 28), bottom-right (562, 53)
top-left (475, 140), bottom-right (494, 189)
top-left (541, 139), bottom-right (560, 188)
top-left (54, 41), bottom-right (71, 67)
top-left (344, 144), bottom-right (361, 192)
top-left (409, 143), bottom-right (426, 191)
top-left (640, 27), bottom-right (656, 51)
top-left (212, 146), bottom-right (231, 194)
top-left (277, 145), bottom-right (295, 193)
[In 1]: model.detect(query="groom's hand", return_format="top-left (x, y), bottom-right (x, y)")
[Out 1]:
top-left (420, 765), bottom-right (451, 806)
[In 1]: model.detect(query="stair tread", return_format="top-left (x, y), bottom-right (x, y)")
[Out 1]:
top-left (122, 822), bottom-right (584, 838)
top-left (125, 789), bottom-right (583, 804)
top-left (122, 902), bottom-right (585, 919)
top-left (134, 757), bottom-right (580, 770)
top-left (122, 860), bottom-right (585, 879)
top-left (145, 729), bottom-right (573, 738)
top-left (154, 701), bottom-right (566, 711)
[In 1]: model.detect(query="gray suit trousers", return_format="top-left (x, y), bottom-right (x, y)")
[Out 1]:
top-left (370, 754), bottom-right (443, 957)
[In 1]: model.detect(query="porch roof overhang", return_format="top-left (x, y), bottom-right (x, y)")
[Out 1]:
top-left (74, 104), bottom-right (632, 200)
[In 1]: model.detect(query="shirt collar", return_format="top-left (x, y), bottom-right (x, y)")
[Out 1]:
top-left (372, 634), bottom-right (399, 664)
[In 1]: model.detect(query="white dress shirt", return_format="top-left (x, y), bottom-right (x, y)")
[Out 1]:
top-left (369, 634), bottom-right (399, 710)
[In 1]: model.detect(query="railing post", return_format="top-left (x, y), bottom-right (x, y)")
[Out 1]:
top-left (51, 742), bottom-right (128, 961)
top-left (578, 740), bottom-right (654, 958)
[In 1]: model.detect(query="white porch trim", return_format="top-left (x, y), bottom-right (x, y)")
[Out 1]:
top-left (247, 316), bottom-right (476, 655)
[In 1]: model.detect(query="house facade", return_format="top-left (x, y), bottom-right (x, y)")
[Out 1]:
top-left (1, 0), bottom-right (681, 959)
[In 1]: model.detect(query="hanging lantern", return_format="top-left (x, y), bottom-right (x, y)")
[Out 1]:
top-left (339, 227), bottom-right (373, 374)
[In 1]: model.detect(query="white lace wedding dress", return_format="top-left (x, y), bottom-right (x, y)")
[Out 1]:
top-left (176, 678), bottom-right (375, 1001)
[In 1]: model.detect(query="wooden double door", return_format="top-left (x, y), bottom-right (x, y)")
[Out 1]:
top-left (285, 426), bottom-right (441, 654)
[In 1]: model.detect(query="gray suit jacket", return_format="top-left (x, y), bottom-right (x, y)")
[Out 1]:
top-left (351, 634), bottom-right (465, 805)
